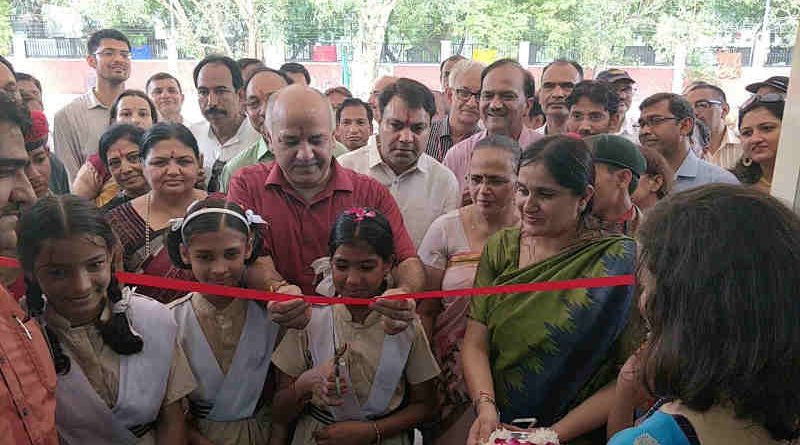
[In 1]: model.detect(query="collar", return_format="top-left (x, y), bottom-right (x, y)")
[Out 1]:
top-left (193, 292), bottom-right (247, 319)
top-left (86, 88), bottom-right (108, 110)
top-left (264, 158), bottom-right (354, 194)
top-left (366, 140), bottom-right (429, 175)
top-left (256, 138), bottom-right (270, 160)
top-left (614, 205), bottom-right (636, 223)
top-left (207, 117), bottom-right (253, 146)
top-left (675, 149), bottom-right (700, 179)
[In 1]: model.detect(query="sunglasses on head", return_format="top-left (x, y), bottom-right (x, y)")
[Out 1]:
top-left (740, 93), bottom-right (785, 110)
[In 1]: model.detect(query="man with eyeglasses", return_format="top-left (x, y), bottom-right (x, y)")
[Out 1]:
top-left (638, 93), bottom-right (738, 193)
top-left (565, 80), bottom-right (621, 138)
top-left (535, 59), bottom-right (583, 136)
top-left (595, 68), bottom-right (639, 142)
top-left (684, 82), bottom-right (741, 169)
top-left (443, 59), bottom-right (542, 196)
top-left (425, 59), bottom-right (483, 162)
top-left (189, 55), bottom-right (261, 192)
top-left (53, 29), bottom-right (131, 181)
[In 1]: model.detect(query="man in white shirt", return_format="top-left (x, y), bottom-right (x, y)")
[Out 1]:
top-left (189, 55), bottom-right (260, 191)
top-left (53, 29), bottom-right (130, 181)
top-left (338, 78), bottom-right (459, 247)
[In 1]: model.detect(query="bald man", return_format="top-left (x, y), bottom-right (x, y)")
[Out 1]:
top-left (227, 85), bottom-right (422, 330)
top-left (369, 75), bottom-right (398, 123)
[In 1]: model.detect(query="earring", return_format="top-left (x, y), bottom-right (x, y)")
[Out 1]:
top-left (742, 157), bottom-right (753, 167)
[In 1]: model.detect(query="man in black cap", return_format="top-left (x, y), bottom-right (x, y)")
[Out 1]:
top-left (746, 76), bottom-right (789, 96)
top-left (585, 134), bottom-right (646, 235)
top-left (596, 68), bottom-right (639, 142)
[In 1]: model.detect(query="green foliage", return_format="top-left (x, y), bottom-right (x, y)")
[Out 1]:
top-left (0, 0), bottom-right (10, 55)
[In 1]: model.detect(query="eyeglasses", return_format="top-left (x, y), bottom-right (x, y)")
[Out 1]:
top-left (94, 50), bottom-right (131, 60)
top-left (740, 93), bottom-right (785, 110)
top-left (634, 116), bottom-right (680, 129)
top-left (691, 99), bottom-right (722, 110)
top-left (455, 88), bottom-right (480, 101)
top-left (467, 174), bottom-right (512, 188)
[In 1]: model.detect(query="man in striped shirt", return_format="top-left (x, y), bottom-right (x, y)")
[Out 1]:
top-left (684, 82), bottom-right (742, 170)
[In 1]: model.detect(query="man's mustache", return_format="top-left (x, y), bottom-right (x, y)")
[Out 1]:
top-left (204, 107), bottom-right (227, 116)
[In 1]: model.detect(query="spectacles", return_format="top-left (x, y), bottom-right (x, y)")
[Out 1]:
top-left (691, 99), bottom-right (722, 110)
top-left (634, 116), bottom-right (680, 129)
top-left (455, 88), bottom-right (480, 101)
top-left (94, 50), bottom-right (131, 60)
top-left (740, 93), bottom-right (785, 110)
top-left (467, 174), bottom-right (512, 188)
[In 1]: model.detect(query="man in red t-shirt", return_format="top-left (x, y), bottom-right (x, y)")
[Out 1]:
top-left (0, 60), bottom-right (57, 444)
top-left (229, 85), bottom-right (424, 330)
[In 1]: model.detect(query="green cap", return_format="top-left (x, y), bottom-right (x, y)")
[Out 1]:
top-left (585, 134), bottom-right (646, 194)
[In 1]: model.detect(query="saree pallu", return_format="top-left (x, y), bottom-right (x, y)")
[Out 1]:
top-left (106, 201), bottom-right (195, 303)
top-left (432, 252), bottom-right (481, 437)
top-left (470, 228), bottom-right (637, 436)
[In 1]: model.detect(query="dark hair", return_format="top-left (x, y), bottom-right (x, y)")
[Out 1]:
top-left (439, 54), bottom-right (467, 72)
top-left (640, 93), bottom-right (695, 122)
top-left (194, 55), bottom-right (244, 91)
top-left (280, 62), bottom-right (311, 84)
top-left (244, 67), bottom-right (293, 91)
top-left (15, 72), bottom-right (41, 93)
top-left (19, 195), bottom-right (144, 374)
top-left (639, 146), bottom-right (673, 199)
top-left (98, 124), bottom-right (144, 166)
top-left (378, 78), bottom-right (436, 120)
top-left (529, 96), bottom-right (545, 119)
top-left (237, 58), bottom-right (264, 71)
top-left (542, 59), bottom-right (585, 82)
top-left (166, 198), bottom-right (261, 269)
top-left (0, 55), bottom-right (14, 76)
top-left (145, 72), bottom-right (182, 94)
top-left (472, 134), bottom-right (522, 173)
top-left (0, 92), bottom-right (31, 133)
top-left (325, 86), bottom-right (353, 98)
top-left (87, 29), bottom-right (131, 54)
top-left (481, 58), bottom-right (536, 99)
top-left (566, 80), bottom-right (621, 114)
top-left (637, 184), bottom-right (800, 441)
top-left (328, 208), bottom-right (394, 262)
top-left (685, 81), bottom-right (728, 104)
top-left (336, 98), bottom-right (374, 124)
top-left (733, 99), bottom-right (785, 185)
top-left (140, 122), bottom-right (199, 160)
top-left (519, 135), bottom-right (595, 217)
top-left (109, 89), bottom-right (158, 126)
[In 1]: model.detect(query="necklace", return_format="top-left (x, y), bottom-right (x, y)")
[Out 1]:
top-left (145, 193), bottom-right (151, 258)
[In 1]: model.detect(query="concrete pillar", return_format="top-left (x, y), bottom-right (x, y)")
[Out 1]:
top-left (11, 33), bottom-right (26, 68)
top-left (167, 36), bottom-right (178, 74)
top-left (518, 41), bottom-right (530, 66)
top-left (771, 28), bottom-right (800, 210)
top-left (440, 40), bottom-right (452, 62)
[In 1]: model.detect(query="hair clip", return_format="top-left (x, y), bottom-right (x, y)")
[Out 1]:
top-left (345, 207), bottom-right (376, 222)
top-left (245, 209), bottom-right (266, 225)
top-left (168, 217), bottom-right (185, 232)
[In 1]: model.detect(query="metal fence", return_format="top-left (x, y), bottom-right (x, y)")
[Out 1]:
top-left (766, 46), bottom-right (793, 66)
top-left (529, 45), bottom-right (581, 64)
top-left (382, 42), bottom-right (440, 64)
top-left (23, 37), bottom-right (176, 59)
top-left (711, 46), bottom-right (753, 66)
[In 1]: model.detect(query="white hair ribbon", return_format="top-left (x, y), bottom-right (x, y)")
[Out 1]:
top-left (169, 207), bottom-right (267, 240)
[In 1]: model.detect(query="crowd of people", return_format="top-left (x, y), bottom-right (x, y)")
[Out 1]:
top-left (0, 27), bottom-right (796, 445)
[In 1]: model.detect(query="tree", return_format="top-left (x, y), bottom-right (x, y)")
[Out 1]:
top-left (0, 0), bottom-right (11, 55)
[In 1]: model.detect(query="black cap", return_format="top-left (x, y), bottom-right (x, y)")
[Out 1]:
top-left (746, 76), bottom-right (789, 94)
top-left (595, 68), bottom-right (635, 84)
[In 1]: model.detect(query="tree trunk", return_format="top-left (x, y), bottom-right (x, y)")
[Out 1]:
top-left (349, 0), bottom-right (398, 99)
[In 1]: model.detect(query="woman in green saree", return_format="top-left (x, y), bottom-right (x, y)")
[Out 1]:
top-left (463, 135), bottom-right (637, 445)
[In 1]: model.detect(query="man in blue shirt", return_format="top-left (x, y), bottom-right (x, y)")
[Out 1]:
top-left (638, 93), bottom-right (738, 193)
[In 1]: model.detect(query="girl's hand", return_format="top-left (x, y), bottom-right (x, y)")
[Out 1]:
top-left (308, 359), bottom-right (350, 406)
top-left (268, 295), bottom-right (310, 329)
top-left (312, 421), bottom-right (375, 445)
top-left (370, 294), bottom-right (415, 334)
top-left (467, 404), bottom-right (500, 445)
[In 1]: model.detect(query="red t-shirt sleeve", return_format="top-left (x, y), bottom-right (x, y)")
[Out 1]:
top-left (370, 181), bottom-right (417, 262)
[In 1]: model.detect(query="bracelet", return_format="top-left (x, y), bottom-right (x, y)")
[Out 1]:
top-left (268, 279), bottom-right (289, 293)
top-left (371, 421), bottom-right (382, 445)
top-left (473, 391), bottom-right (499, 416)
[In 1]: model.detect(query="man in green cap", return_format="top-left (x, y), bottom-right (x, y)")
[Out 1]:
top-left (586, 134), bottom-right (646, 235)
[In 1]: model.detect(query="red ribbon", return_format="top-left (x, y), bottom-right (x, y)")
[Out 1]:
top-left (0, 256), bottom-right (635, 306)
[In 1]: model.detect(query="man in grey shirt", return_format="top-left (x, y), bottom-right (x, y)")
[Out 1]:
top-left (638, 93), bottom-right (738, 193)
top-left (53, 29), bottom-right (131, 181)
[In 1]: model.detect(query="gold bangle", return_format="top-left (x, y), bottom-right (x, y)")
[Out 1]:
top-left (371, 421), bottom-right (382, 445)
